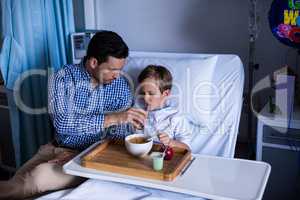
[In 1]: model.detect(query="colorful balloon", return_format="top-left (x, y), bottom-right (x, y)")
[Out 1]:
top-left (269, 0), bottom-right (300, 48)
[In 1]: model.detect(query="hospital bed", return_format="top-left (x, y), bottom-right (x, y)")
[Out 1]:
top-left (37, 51), bottom-right (244, 200)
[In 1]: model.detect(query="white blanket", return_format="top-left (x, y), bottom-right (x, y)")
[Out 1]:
top-left (37, 179), bottom-right (205, 200)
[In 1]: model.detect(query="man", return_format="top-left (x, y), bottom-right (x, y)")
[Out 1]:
top-left (0, 31), bottom-right (147, 199)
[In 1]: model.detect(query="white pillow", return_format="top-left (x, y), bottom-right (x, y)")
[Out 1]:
top-left (123, 55), bottom-right (218, 125)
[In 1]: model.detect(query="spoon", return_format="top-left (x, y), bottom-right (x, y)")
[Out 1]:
top-left (162, 145), bottom-right (168, 158)
top-left (146, 134), bottom-right (158, 142)
top-left (162, 140), bottom-right (171, 158)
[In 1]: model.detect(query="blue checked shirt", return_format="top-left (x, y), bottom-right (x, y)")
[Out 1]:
top-left (48, 62), bottom-right (134, 150)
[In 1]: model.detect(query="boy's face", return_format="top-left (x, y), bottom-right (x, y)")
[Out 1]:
top-left (139, 78), bottom-right (170, 111)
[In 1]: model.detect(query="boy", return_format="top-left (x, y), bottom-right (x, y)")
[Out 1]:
top-left (137, 65), bottom-right (192, 150)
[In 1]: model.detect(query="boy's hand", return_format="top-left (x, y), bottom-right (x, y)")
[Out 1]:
top-left (158, 133), bottom-right (171, 146)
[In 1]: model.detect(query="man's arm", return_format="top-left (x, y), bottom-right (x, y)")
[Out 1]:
top-left (48, 71), bottom-right (146, 149)
top-left (104, 108), bottom-right (147, 129)
top-left (48, 70), bottom-right (110, 149)
top-left (48, 72), bottom-right (104, 136)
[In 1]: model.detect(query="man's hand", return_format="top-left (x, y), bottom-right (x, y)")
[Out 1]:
top-left (158, 133), bottom-right (171, 146)
top-left (104, 108), bottom-right (147, 129)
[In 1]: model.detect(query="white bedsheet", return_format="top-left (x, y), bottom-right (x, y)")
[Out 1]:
top-left (37, 51), bottom-right (244, 200)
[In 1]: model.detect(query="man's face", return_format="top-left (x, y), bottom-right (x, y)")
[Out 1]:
top-left (93, 56), bottom-right (126, 84)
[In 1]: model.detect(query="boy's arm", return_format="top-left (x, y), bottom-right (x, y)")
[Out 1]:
top-left (169, 139), bottom-right (190, 150)
top-left (158, 133), bottom-right (191, 150)
top-left (172, 116), bottom-right (193, 150)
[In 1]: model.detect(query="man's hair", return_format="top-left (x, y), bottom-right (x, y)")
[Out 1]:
top-left (137, 65), bottom-right (173, 93)
top-left (85, 30), bottom-right (129, 64)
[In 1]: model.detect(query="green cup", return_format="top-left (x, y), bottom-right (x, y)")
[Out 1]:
top-left (151, 152), bottom-right (164, 171)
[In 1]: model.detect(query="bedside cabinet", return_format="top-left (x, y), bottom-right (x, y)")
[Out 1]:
top-left (256, 104), bottom-right (300, 200)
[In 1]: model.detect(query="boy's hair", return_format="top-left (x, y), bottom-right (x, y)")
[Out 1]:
top-left (138, 65), bottom-right (173, 92)
top-left (84, 30), bottom-right (129, 64)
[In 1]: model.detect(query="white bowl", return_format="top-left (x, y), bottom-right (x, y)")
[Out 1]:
top-left (125, 134), bottom-right (153, 157)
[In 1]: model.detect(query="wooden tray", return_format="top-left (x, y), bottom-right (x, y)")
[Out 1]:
top-left (81, 140), bottom-right (192, 181)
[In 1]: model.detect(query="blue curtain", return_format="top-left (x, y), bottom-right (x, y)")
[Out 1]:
top-left (0, 0), bottom-right (75, 167)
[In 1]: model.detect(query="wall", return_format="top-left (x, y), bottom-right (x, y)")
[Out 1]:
top-left (96, 0), bottom-right (249, 76)
top-left (73, 0), bottom-right (85, 31)
top-left (73, 0), bottom-right (294, 142)
top-left (256, 0), bottom-right (298, 82)
top-left (254, 0), bottom-right (298, 108)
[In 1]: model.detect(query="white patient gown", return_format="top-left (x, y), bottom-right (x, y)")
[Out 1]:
top-left (142, 105), bottom-right (193, 149)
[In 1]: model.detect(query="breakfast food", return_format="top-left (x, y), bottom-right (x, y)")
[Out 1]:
top-left (129, 137), bottom-right (147, 144)
top-left (125, 134), bottom-right (153, 157)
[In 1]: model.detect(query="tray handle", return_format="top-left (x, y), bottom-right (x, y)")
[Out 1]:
top-left (180, 157), bottom-right (196, 176)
